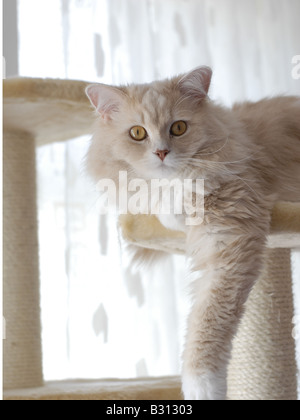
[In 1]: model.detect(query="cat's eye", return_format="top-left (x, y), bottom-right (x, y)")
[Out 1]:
top-left (130, 126), bottom-right (147, 141)
top-left (170, 121), bottom-right (187, 137)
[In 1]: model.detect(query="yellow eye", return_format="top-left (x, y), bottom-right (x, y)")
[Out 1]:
top-left (170, 121), bottom-right (187, 137)
top-left (130, 126), bottom-right (147, 141)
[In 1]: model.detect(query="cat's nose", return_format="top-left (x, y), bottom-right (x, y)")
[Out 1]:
top-left (154, 149), bottom-right (170, 162)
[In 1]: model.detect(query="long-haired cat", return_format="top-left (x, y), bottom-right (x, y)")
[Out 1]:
top-left (85, 67), bottom-right (300, 400)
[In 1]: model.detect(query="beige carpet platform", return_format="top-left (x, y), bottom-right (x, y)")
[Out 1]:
top-left (3, 77), bottom-right (300, 400)
top-left (4, 377), bottom-right (182, 401)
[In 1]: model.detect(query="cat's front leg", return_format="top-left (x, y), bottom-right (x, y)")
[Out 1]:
top-left (182, 367), bottom-right (227, 400)
top-left (182, 225), bottom-right (268, 400)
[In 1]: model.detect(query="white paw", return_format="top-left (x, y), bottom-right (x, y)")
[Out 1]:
top-left (182, 371), bottom-right (227, 400)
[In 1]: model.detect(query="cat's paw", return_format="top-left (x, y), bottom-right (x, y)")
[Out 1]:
top-left (182, 371), bottom-right (227, 400)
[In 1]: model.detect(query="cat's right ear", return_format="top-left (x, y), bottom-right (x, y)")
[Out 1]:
top-left (86, 84), bottom-right (125, 122)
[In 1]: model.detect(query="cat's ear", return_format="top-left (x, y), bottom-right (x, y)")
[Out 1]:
top-left (86, 84), bottom-right (125, 121)
top-left (178, 66), bottom-right (212, 102)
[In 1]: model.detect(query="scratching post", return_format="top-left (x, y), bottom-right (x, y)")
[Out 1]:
top-left (3, 131), bottom-right (43, 389)
top-left (227, 248), bottom-right (298, 400)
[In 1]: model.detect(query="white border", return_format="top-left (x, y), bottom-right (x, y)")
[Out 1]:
top-left (1, 0), bottom-right (4, 402)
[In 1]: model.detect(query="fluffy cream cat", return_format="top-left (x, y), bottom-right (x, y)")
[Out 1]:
top-left (86, 67), bottom-right (300, 400)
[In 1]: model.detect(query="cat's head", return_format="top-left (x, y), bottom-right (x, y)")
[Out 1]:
top-left (86, 66), bottom-right (213, 182)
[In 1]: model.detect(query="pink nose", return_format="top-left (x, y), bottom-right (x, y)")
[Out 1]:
top-left (154, 149), bottom-right (170, 162)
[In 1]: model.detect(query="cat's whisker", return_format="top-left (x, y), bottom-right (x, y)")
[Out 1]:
top-left (186, 153), bottom-right (261, 166)
top-left (194, 137), bottom-right (230, 156)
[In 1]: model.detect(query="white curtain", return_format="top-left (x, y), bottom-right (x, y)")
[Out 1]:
top-left (17, 0), bottom-right (300, 383)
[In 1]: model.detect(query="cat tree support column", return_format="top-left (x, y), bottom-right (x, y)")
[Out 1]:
top-left (3, 78), bottom-right (92, 392)
top-left (227, 248), bottom-right (298, 400)
top-left (3, 130), bottom-right (43, 389)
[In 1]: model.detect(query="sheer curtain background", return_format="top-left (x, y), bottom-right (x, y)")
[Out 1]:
top-left (17, 0), bottom-right (300, 386)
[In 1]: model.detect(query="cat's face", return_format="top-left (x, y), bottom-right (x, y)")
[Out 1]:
top-left (86, 67), bottom-right (212, 181)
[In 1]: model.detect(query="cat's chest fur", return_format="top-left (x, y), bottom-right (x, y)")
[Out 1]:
top-left (154, 190), bottom-right (187, 232)
top-left (158, 213), bottom-right (186, 232)
top-left (155, 179), bottom-right (217, 233)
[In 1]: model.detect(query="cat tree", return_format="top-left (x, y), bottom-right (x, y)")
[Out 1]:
top-left (3, 77), bottom-right (300, 400)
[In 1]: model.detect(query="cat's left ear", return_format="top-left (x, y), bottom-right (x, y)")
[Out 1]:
top-left (178, 66), bottom-right (212, 102)
top-left (86, 84), bottom-right (125, 122)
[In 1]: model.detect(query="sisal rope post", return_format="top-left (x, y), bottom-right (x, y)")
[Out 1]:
top-left (3, 131), bottom-right (43, 390)
top-left (227, 248), bottom-right (298, 400)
